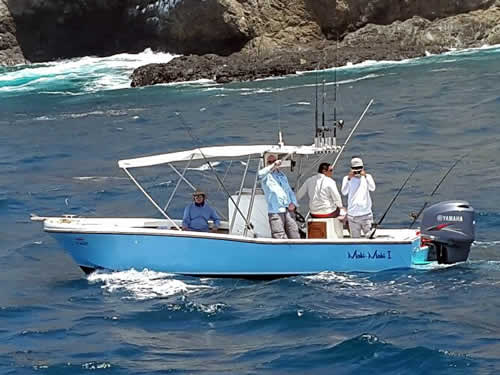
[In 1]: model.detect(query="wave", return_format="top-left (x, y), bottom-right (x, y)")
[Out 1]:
top-left (72, 176), bottom-right (129, 182)
top-left (0, 48), bottom-right (176, 96)
top-left (472, 240), bottom-right (500, 248)
top-left (1, 45), bottom-right (499, 98)
top-left (87, 269), bottom-right (213, 300)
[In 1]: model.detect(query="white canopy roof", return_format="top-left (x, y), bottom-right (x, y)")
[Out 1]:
top-left (118, 144), bottom-right (329, 169)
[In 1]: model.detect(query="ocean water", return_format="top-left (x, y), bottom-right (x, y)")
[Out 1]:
top-left (1, 46), bottom-right (500, 374)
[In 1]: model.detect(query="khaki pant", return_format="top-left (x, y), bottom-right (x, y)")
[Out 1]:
top-left (268, 212), bottom-right (300, 239)
top-left (348, 213), bottom-right (373, 238)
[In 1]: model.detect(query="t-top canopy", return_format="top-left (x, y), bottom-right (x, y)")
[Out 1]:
top-left (118, 144), bottom-right (329, 169)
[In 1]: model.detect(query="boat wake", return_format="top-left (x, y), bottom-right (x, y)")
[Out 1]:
top-left (87, 269), bottom-right (213, 300)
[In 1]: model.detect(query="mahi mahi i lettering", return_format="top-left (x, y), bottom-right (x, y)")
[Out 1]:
top-left (348, 250), bottom-right (392, 260)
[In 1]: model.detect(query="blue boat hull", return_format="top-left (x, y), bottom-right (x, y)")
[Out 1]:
top-left (50, 231), bottom-right (427, 276)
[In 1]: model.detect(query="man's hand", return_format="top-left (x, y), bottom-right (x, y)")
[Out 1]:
top-left (211, 227), bottom-right (218, 233)
top-left (348, 170), bottom-right (355, 180)
top-left (288, 203), bottom-right (296, 211)
top-left (272, 159), bottom-right (282, 170)
top-left (360, 169), bottom-right (366, 177)
top-left (182, 226), bottom-right (188, 231)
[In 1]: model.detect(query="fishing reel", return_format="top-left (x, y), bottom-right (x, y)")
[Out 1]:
top-left (334, 119), bottom-right (344, 130)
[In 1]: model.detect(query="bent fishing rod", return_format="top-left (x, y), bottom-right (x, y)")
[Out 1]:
top-left (409, 152), bottom-right (469, 228)
top-left (175, 112), bottom-right (256, 234)
top-left (369, 164), bottom-right (418, 239)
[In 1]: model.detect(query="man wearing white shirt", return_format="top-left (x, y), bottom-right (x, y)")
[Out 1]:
top-left (341, 157), bottom-right (376, 238)
top-left (297, 162), bottom-right (344, 237)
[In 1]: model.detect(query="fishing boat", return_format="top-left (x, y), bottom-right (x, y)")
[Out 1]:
top-left (31, 98), bottom-right (475, 278)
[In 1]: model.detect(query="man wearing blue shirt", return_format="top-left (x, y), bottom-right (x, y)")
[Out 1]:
top-left (258, 154), bottom-right (300, 239)
top-left (182, 190), bottom-right (220, 233)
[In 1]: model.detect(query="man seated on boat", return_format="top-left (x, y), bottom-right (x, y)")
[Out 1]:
top-left (258, 153), bottom-right (300, 239)
top-left (341, 157), bottom-right (376, 238)
top-left (297, 162), bottom-right (345, 238)
top-left (182, 190), bottom-right (220, 233)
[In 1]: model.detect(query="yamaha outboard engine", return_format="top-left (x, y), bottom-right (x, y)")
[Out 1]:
top-left (421, 201), bottom-right (475, 264)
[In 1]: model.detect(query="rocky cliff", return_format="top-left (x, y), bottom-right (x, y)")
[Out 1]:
top-left (0, 0), bottom-right (27, 65)
top-left (1, 0), bottom-right (499, 86)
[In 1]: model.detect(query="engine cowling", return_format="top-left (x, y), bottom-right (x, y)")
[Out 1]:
top-left (421, 200), bottom-right (475, 264)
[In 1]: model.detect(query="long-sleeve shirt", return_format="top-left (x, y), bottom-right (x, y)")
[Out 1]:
top-left (341, 174), bottom-right (376, 217)
top-left (182, 203), bottom-right (220, 232)
top-left (258, 165), bottom-right (298, 214)
top-left (297, 173), bottom-right (342, 215)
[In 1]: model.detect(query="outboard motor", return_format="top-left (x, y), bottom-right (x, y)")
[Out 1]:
top-left (421, 200), bottom-right (475, 264)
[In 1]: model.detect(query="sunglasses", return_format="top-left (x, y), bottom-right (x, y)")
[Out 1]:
top-left (193, 194), bottom-right (204, 198)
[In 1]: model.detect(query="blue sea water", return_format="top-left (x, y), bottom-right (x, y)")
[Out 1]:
top-left (1, 46), bottom-right (500, 374)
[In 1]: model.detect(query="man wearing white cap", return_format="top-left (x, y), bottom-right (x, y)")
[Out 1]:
top-left (341, 157), bottom-right (376, 238)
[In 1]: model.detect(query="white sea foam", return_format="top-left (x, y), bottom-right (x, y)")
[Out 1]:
top-left (0, 48), bottom-right (177, 94)
top-left (285, 101), bottom-right (311, 106)
top-left (88, 269), bottom-right (212, 300)
top-left (304, 271), bottom-right (375, 288)
top-left (73, 176), bottom-right (129, 182)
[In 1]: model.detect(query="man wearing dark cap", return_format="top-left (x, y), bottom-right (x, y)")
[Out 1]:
top-left (182, 190), bottom-right (220, 232)
top-left (341, 157), bottom-right (376, 238)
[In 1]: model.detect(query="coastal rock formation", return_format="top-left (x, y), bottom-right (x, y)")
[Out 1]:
top-left (0, 0), bottom-right (27, 65)
top-left (1, 0), bottom-right (499, 80)
top-left (131, 5), bottom-right (500, 86)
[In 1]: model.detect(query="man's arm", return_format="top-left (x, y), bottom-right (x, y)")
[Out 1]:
top-left (365, 174), bottom-right (376, 191)
top-left (182, 205), bottom-right (191, 230)
top-left (327, 180), bottom-right (343, 208)
top-left (281, 174), bottom-right (298, 207)
top-left (257, 165), bottom-right (272, 179)
top-left (210, 206), bottom-right (221, 228)
top-left (341, 176), bottom-right (349, 196)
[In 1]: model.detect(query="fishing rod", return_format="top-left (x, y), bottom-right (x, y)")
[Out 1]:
top-left (369, 164), bottom-right (418, 239)
top-left (315, 64), bottom-right (319, 138)
top-left (332, 36), bottom-right (344, 144)
top-left (321, 75), bottom-right (326, 135)
top-left (409, 152), bottom-right (469, 228)
top-left (331, 98), bottom-right (374, 169)
top-left (175, 112), bottom-right (255, 234)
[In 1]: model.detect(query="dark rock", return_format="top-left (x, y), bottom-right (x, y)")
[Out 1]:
top-left (0, 0), bottom-right (27, 65)
top-left (1, 0), bottom-right (499, 72)
top-left (131, 5), bottom-right (500, 86)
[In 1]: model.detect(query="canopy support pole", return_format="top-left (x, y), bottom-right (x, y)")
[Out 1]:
top-left (164, 157), bottom-right (193, 212)
top-left (217, 160), bottom-right (233, 192)
top-left (122, 168), bottom-right (181, 230)
top-left (230, 155), bottom-right (251, 233)
top-left (244, 159), bottom-right (262, 237)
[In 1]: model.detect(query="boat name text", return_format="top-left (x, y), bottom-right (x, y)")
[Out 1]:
top-left (348, 250), bottom-right (392, 260)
